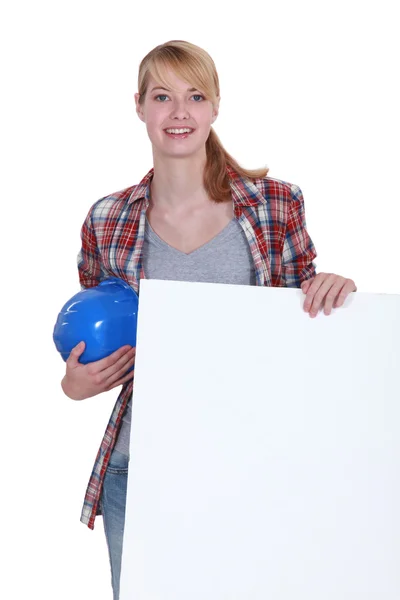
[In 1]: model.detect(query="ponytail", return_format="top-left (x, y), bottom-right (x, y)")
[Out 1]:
top-left (205, 127), bottom-right (269, 203)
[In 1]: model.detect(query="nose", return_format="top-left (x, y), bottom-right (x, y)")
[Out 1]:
top-left (169, 98), bottom-right (190, 120)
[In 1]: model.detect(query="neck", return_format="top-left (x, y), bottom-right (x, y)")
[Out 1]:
top-left (150, 150), bottom-right (210, 210)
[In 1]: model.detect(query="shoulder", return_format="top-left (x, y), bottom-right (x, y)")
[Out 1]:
top-left (82, 183), bottom-right (148, 230)
top-left (86, 168), bottom-right (153, 221)
top-left (89, 184), bottom-right (138, 217)
top-left (252, 176), bottom-right (304, 203)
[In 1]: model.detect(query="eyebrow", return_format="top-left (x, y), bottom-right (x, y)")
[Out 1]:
top-left (150, 86), bottom-right (200, 93)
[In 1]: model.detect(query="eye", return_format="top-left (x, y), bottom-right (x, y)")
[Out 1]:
top-left (154, 93), bottom-right (205, 103)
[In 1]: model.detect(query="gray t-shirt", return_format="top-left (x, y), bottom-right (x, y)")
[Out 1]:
top-left (114, 215), bottom-right (256, 456)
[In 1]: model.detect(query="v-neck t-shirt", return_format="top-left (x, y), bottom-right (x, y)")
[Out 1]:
top-left (113, 215), bottom-right (257, 456)
top-left (142, 216), bottom-right (256, 285)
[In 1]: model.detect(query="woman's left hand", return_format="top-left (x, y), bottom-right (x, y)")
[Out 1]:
top-left (301, 273), bottom-right (357, 317)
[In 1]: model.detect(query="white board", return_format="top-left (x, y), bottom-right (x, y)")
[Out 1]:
top-left (120, 280), bottom-right (400, 599)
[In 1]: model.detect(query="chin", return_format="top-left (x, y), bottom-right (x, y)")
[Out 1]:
top-left (155, 143), bottom-right (206, 160)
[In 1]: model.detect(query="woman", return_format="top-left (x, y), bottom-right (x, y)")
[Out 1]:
top-left (61, 40), bottom-right (357, 599)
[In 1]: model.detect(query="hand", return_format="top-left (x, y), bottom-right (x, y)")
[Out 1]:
top-left (301, 273), bottom-right (357, 318)
top-left (61, 341), bottom-right (136, 400)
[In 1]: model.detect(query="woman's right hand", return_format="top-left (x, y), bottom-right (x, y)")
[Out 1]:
top-left (61, 341), bottom-right (136, 400)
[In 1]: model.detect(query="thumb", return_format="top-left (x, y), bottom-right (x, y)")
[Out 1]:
top-left (67, 341), bottom-right (85, 367)
top-left (301, 279), bottom-right (311, 294)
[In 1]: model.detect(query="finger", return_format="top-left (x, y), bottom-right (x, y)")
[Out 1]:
top-left (107, 368), bottom-right (135, 391)
top-left (105, 352), bottom-right (136, 387)
top-left (100, 347), bottom-right (136, 381)
top-left (333, 279), bottom-right (357, 308)
top-left (303, 272), bottom-right (328, 312)
top-left (94, 345), bottom-right (134, 372)
top-left (66, 341), bottom-right (85, 368)
top-left (323, 280), bottom-right (346, 315)
top-left (308, 275), bottom-right (341, 317)
top-left (301, 279), bottom-right (313, 294)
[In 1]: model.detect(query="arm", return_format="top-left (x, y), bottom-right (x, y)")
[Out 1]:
top-left (77, 207), bottom-right (109, 289)
top-left (61, 206), bottom-right (135, 400)
top-left (281, 184), bottom-right (317, 288)
top-left (282, 185), bottom-right (356, 316)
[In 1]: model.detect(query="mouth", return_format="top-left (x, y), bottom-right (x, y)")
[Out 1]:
top-left (163, 128), bottom-right (195, 139)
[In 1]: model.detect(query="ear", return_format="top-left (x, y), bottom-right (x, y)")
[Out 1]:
top-left (135, 93), bottom-right (145, 122)
top-left (211, 96), bottom-right (220, 124)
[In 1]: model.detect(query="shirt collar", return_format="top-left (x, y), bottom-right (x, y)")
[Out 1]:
top-left (127, 165), bottom-right (267, 207)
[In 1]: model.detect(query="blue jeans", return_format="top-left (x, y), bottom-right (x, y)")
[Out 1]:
top-left (101, 449), bottom-right (129, 600)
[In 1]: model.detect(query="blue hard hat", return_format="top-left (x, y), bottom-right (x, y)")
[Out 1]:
top-left (53, 277), bottom-right (138, 364)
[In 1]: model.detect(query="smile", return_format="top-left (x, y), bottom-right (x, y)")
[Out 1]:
top-left (164, 128), bottom-right (195, 139)
top-left (165, 128), bottom-right (194, 134)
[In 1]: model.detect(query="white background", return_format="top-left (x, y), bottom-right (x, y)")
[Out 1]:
top-left (1, 1), bottom-right (399, 599)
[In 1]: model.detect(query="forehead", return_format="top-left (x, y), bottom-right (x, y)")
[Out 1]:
top-left (147, 69), bottom-right (200, 93)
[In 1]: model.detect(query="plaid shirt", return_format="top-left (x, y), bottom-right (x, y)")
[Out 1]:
top-left (78, 165), bottom-right (317, 529)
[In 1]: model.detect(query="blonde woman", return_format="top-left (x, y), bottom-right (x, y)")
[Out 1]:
top-left (61, 40), bottom-right (357, 599)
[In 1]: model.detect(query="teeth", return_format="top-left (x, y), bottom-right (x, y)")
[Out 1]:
top-left (165, 128), bottom-right (193, 134)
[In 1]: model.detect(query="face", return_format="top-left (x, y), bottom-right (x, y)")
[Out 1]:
top-left (135, 69), bottom-right (219, 160)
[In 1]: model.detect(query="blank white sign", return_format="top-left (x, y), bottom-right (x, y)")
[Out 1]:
top-left (120, 279), bottom-right (400, 599)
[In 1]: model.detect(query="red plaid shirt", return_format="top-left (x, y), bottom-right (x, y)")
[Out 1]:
top-left (78, 165), bottom-right (317, 529)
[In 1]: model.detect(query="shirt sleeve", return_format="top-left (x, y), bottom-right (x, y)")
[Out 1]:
top-left (281, 184), bottom-right (317, 288)
top-left (77, 207), bottom-right (108, 289)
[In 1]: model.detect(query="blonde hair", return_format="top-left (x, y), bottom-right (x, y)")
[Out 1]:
top-left (137, 40), bottom-right (269, 203)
